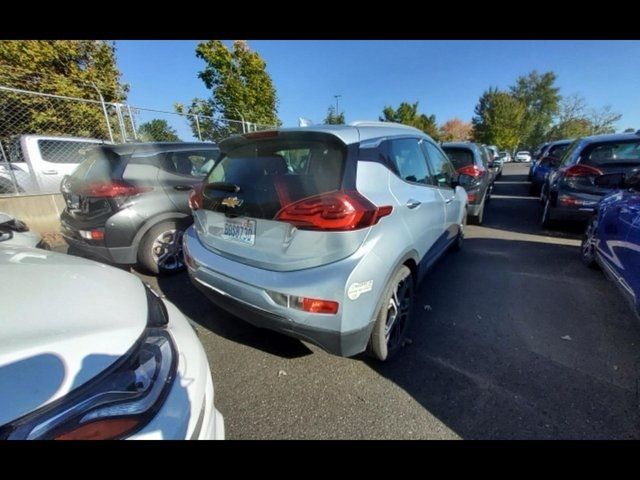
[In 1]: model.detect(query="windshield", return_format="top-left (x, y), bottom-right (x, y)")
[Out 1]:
top-left (442, 147), bottom-right (475, 170)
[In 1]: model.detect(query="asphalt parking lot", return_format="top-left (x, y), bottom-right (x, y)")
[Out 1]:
top-left (137, 162), bottom-right (640, 439)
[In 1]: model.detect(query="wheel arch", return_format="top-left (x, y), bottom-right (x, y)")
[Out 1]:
top-left (131, 211), bottom-right (193, 253)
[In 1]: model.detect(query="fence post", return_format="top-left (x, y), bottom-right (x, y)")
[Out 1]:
top-left (115, 104), bottom-right (128, 142)
top-left (91, 82), bottom-right (114, 143)
top-left (194, 114), bottom-right (202, 141)
top-left (0, 141), bottom-right (20, 194)
top-left (126, 104), bottom-right (138, 141)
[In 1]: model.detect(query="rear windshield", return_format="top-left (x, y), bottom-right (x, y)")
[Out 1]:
top-left (442, 147), bottom-right (475, 170)
top-left (38, 139), bottom-right (103, 164)
top-left (130, 149), bottom-right (219, 176)
top-left (69, 146), bottom-right (123, 183)
top-left (582, 140), bottom-right (640, 167)
top-left (203, 137), bottom-right (345, 219)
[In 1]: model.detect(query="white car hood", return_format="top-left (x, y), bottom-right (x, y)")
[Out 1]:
top-left (0, 246), bottom-right (147, 427)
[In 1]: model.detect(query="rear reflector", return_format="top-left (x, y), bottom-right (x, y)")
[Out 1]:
top-left (266, 290), bottom-right (339, 315)
top-left (564, 164), bottom-right (603, 178)
top-left (79, 229), bottom-right (105, 240)
top-left (82, 181), bottom-right (151, 198)
top-left (467, 192), bottom-right (477, 203)
top-left (275, 190), bottom-right (392, 231)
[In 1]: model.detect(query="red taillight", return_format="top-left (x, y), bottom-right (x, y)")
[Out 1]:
top-left (564, 164), bottom-right (603, 178)
top-left (467, 192), bottom-right (477, 202)
top-left (457, 164), bottom-right (484, 178)
top-left (301, 297), bottom-right (339, 314)
top-left (189, 183), bottom-right (204, 211)
top-left (275, 190), bottom-right (392, 231)
top-left (82, 181), bottom-right (151, 198)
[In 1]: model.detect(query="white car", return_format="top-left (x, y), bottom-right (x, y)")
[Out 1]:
top-left (1, 135), bottom-right (107, 194)
top-left (0, 212), bottom-right (43, 248)
top-left (0, 245), bottom-right (224, 440)
top-left (515, 151), bottom-right (532, 162)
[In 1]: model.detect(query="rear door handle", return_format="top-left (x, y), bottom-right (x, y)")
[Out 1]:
top-left (174, 184), bottom-right (193, 191)
top-left (41, 169), bottom-right (58, 175)
top-left (406, 199), bottom-right (421, 209)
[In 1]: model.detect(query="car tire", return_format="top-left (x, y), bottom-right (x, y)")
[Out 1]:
top-left (138, 220), bottom-right (188, 276)
top-left (581, 217), bottom-right (600, 269)
top-left (541, 197), bottom-right (555, 229)
top-left (367, 264), bottom-right (414, 362)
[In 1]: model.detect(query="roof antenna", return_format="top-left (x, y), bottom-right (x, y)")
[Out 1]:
top-left (298, 117), bottom-right (314, 127)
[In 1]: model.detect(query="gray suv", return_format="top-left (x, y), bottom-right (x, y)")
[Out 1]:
top-left (60, 142), bottom-right (219, 274)
top-left (183, 122), bottom-right (468, 361)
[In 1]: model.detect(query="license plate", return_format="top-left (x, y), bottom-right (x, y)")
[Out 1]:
top-left (222, 218), bottom-right (256, 245)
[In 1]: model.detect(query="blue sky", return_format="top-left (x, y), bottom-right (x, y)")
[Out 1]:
top-left (116, 40), bottom-right (640, 141)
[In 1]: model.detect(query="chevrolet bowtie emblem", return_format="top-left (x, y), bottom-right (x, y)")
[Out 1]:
top-left (221, 196), bottom-right (243, 208)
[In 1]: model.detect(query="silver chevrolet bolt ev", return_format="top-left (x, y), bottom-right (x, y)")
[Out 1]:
top-left (183, 122), bottom-right (468, 361)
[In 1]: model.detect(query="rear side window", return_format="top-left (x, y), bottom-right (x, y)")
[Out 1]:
top-left (582, 141), bottom-right (640, 167)
top-left (442, 147), bottom-right (474, 170)
top-left (387, 138), bottom-right (431, 185)
top-left (203, 137), bottom-right (345, 219)
top-left (547, 143), bottom-right (569, 158)
top-left (38, 140), bottom-right (102, 164)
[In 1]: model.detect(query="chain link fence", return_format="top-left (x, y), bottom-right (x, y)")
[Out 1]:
top-left (0, 84), bottom-right (275, 196)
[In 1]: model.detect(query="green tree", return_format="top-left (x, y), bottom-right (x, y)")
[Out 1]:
top-left (0, 40), bottom-right (128, 142)
top-left (323, 105), bottom-right (345, 125)
top-left (138, 119), bottom-right (181, 142)
top-left (380, 101), bottom-right (439, 139)
top-left (509, 70), bottom-right (561, 148)
top-left (177, 40), bottom-right (279, 142)
top-left (472, 88), bottom-right (526, 151)
top-left (547, 94), bottom-right (592, 140)
top-left (624, 127), bottom-right (636, 133)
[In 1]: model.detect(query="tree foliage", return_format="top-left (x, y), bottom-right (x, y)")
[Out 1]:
top-left (509, 70), bottom-right (561, 148)
top-left (323, 105), bottom-right (345, 125)
top-left (0, 40), bottom-right (128, 142)
top-left (624, 127), bottom-right (636, 133)
top-left (138, 119), bottom-right (180, 142)
top-left (177, 40), bottom-right (280, 142)
top-left (380, 101), bottom-right (439, 139)
top-left (547, 94), bottom-right (622, 140)
top-left (439, 118), bottom-right (472, 142)
top-left (472, 88), bottom-right (525, 151)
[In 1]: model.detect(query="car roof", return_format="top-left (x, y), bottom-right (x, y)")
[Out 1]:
top-left (219, 121), bottom-right (431, 150)
top-left (18, 135), bottom-right (106, 143)
top-left (580, 132), bottom-right (640, 145)
top-left (97, 142), bottom-right (219, 155)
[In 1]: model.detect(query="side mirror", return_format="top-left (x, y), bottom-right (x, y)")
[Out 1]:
top-left (594, 172), bottom-right (626, 189)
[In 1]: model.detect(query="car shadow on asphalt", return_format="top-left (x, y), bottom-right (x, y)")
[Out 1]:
top-left (362, 237), bottom-right (640, 439)
top-left (157, 272), bottom-right (314, 359)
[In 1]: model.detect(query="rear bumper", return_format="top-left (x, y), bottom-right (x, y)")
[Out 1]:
top-left (61, 232), bottom-right (137, 264)
top-left (467, 203), bottom-right (483, 217)
top-left (549, 190), bottom-right (602, 222)
top-left (183, 225), bottom-right (378, 358)
top-left (190, 275), bottom-right (369, 357)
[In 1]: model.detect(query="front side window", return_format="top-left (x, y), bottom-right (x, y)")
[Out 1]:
top-left (387, 138), bottom-right (431, 185)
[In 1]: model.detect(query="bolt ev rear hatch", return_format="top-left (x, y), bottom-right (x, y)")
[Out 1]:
top-left (193, 131), bottom-right (374, 271)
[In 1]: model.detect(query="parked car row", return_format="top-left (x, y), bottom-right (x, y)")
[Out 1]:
top-left (530, 130), bottom-right (640, 320)
top-left (1, 121), bottom-right (475, 439)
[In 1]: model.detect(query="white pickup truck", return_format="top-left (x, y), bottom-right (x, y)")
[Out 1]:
top-left (0, 135), bottom-right (107, 194)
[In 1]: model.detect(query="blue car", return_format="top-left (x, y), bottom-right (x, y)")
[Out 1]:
top-left (529, 139), bottom-right (573, 195)
top-left (582, 169), bottom-right (640, 318)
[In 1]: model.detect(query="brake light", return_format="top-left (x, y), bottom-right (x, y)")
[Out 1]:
top-left (55, 418), bottom-right (140, 440)
top-left (243, 130), bottom-right (279, 140)
top-left (82, 181), bottom-right (151, 198)
top-left (564, 165), bottom-right (603, 178)
top-left (275, 190), bottom-right (392, 231)
top-left (189, 183), bottom-right (204, 211)
top-left (457, 164), bottom-right (484, 178)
